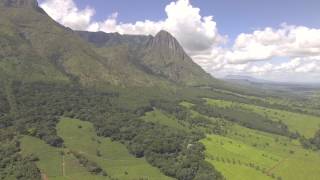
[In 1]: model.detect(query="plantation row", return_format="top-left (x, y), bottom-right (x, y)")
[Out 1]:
top-left (206, 155), bottom-right (282, 180)
top-left (191, 101), bottom-right (294, 137)
top-left (151, 100), bottom-right (228, 135)
top-left (191, 99), bottom-right (320, 150)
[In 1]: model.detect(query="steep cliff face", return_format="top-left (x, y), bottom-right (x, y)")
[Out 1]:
top-left (148, 30), bottom-right (186, 60)
top-left (141, 30), bottom-right (214, 85)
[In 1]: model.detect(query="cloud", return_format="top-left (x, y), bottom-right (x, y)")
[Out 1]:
top-left (163, 0), bottom-right (226, 53)
top-left (40, 0), bottom-right (320, 82)
top-left (219, 57), bottom-right (320, 80)
top-left (227, 25), bottom-right (320, 64)
top-left (87, 12), bottom-right (164, 37)
top-left (40, 0), bottom-right (94, 30)
top-left (211, 25), bottom-right (320, 82)
top-left (40, 0), bottom-right (225, 54)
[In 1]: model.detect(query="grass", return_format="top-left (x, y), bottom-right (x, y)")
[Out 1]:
top-left (210, 161), bottom-right (273, 180)
top-left (20, 118), bottom-right (173, 180)
top-left (202, 134), bottom-right (279, 172)
top-left (20, 136), bottom-right (108, 180)
top-left (57, 118), bottom-right (173, 180)
top-left (205, 98), bottom-right (320, 138)
top-left (141, 106), bottom-right (229, 136)
top-left (179, 99), bottom-right (320, 180)
top-left (140, 109), bottom-right (189, 131)
top-left (20, 136), bottom-right (63, 177)
top-left (179, 101), bottom-right (195, 108)
top-left (202, 124), bottom-right (320, 180)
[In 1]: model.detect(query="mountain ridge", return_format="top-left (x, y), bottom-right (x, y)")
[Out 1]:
top-left (76, 30), bottom-right (216, 86)
top-left (0, 0), bottom-right (219, 88)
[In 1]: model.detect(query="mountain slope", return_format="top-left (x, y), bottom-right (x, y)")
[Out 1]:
top-left (0, 0), bottom-right (168, 87)
top-left (142, 30), bottom-right (214, 85)
top-left (0, 0), bottom-right (219, 88)
top-left (77, 30), bottom-right (217, 86)
top-left (0, 0), bottom-right (69, 82)
top-left (76, 31), bottom-right (172, 87)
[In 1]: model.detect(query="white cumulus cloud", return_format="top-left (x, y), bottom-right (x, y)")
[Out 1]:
top-left (40, 0), bottom-right (95, 30)
top-left (40, 0), bottom-right (225, 55)
top-left (227, 25), bottom-right (320, 64)
top-left (39, 0), bottom-right (320, 82)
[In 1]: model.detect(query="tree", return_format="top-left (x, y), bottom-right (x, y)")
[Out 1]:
top-left (311, 129), bottom-right (320, 149)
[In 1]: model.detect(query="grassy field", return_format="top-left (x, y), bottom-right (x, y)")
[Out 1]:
top-left (140, 109), bottom-right (189, 131)
top-left (57, 118), bottom-right (173, 180)
top-left (20, 136), bottom-right (104, 180)
top-left (211, 88), bottom-right (320, 116)
top-left (180, 99), bottom-right (320, 180)
top-left (209, 161), bottom-right (273, 180)
top-left (202, 123), bottom-right (320, 180)
top-left (205, 98), bottom-right (320, 138)
top-left (21, 118), bottom-right (173, 180)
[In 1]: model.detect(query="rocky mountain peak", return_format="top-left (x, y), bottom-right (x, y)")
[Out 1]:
top-left (155, 30), bottom-right (173, 39)
top-left (1, 0), bottom-right (38, 8)
top-left (149, 30), bottom-right (186, 60)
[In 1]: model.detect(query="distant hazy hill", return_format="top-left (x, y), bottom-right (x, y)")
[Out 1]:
top-left (224, 75), bottom-right (272, 84)
top-left (0, 0), bottom-right (219, 88)
top-left (224, 74), bottom-right (320, 98)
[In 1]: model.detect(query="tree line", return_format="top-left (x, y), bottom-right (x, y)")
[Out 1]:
top-left (190, 101), bottom-right (295, 137)
top-left (150, 100), bottom-right (228, 135)
top-left (300, 129), bottom-right (320, 150)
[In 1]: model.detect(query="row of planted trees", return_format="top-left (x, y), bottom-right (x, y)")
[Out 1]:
top-left (207, 155), bottom-right (282, 180)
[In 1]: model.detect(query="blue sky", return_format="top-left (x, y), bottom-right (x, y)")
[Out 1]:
top-left (40, 0), bottom-right (320, 83)
top-left (71, 0), bottom-right (320, 41)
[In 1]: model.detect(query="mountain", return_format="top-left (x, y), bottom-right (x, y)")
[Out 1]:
top-left (0, 0), bottom-right (218, 88)
top-left (77, 30), bottom-right (215, 86)
top-left (1, 0), bottom-right (160, 87)
top-left (0, 0), bottom-right (69, 82)
top-left (76, 31), bottom-right (152, 48)
top-left (143, 30), bottom-right (214, 85)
